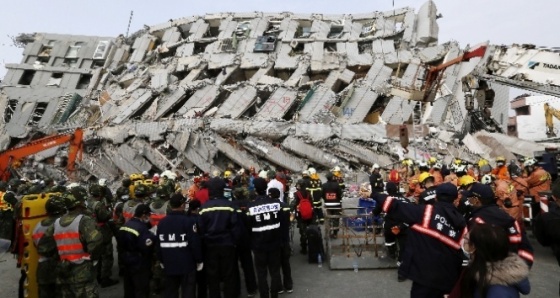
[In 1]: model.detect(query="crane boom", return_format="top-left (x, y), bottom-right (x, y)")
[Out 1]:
top-left (0, 128), bottom-right (84, 181)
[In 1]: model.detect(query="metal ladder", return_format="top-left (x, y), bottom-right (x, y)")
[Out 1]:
top-left (411, 101), bottom-right (424, 157)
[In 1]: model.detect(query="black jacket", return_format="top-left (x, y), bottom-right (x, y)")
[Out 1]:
top-left (199, 198), bottom-right (240, 247)
top-left (418, 186), bottom-right (437, 205)
top-left (157, 211), bottom-right (202, 275)
top-left (117, 217), bottom-right (156, 270)
top-left (246, 194), bottom-right (287, 251)
top-left (321, 180), bottom-right (342, 208)
top-left (369, 172), bottom-right (384, 191)
top-left (372, 192), bottom-right (410, 232)
top-left (375, 194), bottom-right (466, 292)
top-left (467, 204), bottom-right (534, 266)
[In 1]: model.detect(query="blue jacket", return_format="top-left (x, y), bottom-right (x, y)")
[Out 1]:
top-left (246, 194), bottom-right (288, 251)
top-left (199, 198), bottom-right (241, 247)
top-left (375, 194), bottom-right (466, 292)
top-left (156, 211), bottom-right (202, 275)
top-left (473, 254), bottom-right (531, 298)
top-left (117, 218), bottom-right (156, 270)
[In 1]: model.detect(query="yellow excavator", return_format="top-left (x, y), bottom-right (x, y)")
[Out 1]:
top-left (544, 103), bottom-right (560, 138)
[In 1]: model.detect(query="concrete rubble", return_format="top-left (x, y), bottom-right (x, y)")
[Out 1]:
top-left (0, 1), bottom-right (557, 185)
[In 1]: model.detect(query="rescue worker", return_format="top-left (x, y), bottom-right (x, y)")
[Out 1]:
top-left (187, 177), bottom-right (203, 201)
top-left (123, 184), bottom-right (149, 222)
top-left (399, 159), bottom-right (414, 192)
top-left (266, 171), bottom-right (285, 203)
top-left (37, 192), bottom-right (103, 298)
top-left (331, 166), bottom-right (345, 190)
top-left (98, 179), bottom-right (114, 206)
top-left (482, 174), bottom-right (523, 223)
top-left (465, 183), bottom-right (534, 266)
top-left (417, 173), bottom-right (437, 205)
top-left (491, 156), bottom-right (511, 181)
top-left (308, 168), bottom-right (324, 224)
top-left (407, 161), bottom-right (429, 201)
top-left (369, 164), bottom-right (384, 192)
top-left (49, 180), bottom-right (67, 193)
top-left (322, 172), bottom-right (342, 239)
top-left (444, 164), bottom-right (459, 186)
top-left (194, 181), bottom-right (210, 205)
top-left (291, 179), bottom-right (314, 254)
top-left (373, 183), bottom-right (467, 297)
top-left (456, 175), bottom-right (478, 218)
top-left (118, 204), bottom-right (156, 298)
top-left (157, 194), bottom-right (203, 298)
top-left (247, 178), bottom-right (288, 298)
top-left (112, 187), bottom-right (130, 277)
top-left (149, 187), bottom-right (170, 229)
top-left (477, 158), bottom-right (492, 176)
top-left (0, 181), bottom-right (17, 240)
top-left (32, 195), bottom-right (66, 298)
top-left (523, 157), bottom-right (552, 204)
top-left (373, 182), bottom-right (410, 282)
top-left (199, 177), bottom-right (241, 298)
top-left (269, 187), bottom-right (293, 294)
top-left (88, 184), bottom-right (119, 288)
top-left (431, 162), bottom-right (444, 185)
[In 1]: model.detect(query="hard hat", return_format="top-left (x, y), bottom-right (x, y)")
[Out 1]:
top-left (480, 174), bottom-right (494, 185)
top-left (237, 168), bottom-right (245, 175)
top-left (418, 161), bottom-right (429, 169)
top-left (371, 163), bottom-right (380, 171)
top-left (433, 162), bottom-right (442, 170)
top-left (63, 193), bottom-right (84, 209)
top-left (458, 175), bottom-right (476, 187)
top-left (142, 171), bottom-right (149, 176)
top-left (523, 158), bottom-right (537, 167)
top-left (67, 182), bottom-right (80, 189)
top-left (402, 159), bottom-right (413, 166)
top-left (428, 157), bottom-right (437, 164)
top-left (477, 159), bottom-right (489, 168)
top-left (212, 170), bottom-right (221, 177)
top-left (496, 156), bottom-right (506, 162)
top-left (302, 170), bottom-right (309, 176)
top-left (418, 172), bottom-right (433, 184)
top-left (153, 173), bottom-right (160, 178)
top-left (69, 185), bottom-right (88, 201)
top-left (454, 159), bottom-right (462, 165)
top-left (98, 179), bottom-right (107, 186)
top-left (331, 166), bottom-right (341, 172)
top-left (455, 164), bottom-right (467, 173)
top-left (258, 170), bottom-right (268, 179)
top-left (308, 168), bottom-right (317, 175)
top-left (224, 171), bottom-right (232, 178)
top-left (45, 195), bottom-right (66, 215)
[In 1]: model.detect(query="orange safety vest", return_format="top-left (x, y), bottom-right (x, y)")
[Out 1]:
top-left (53, 215), bottom-right (91, 263)
top-left (32, 220), bottom-right (51, 262)
top-left (0, 191), bottom-right (12, 211)
top-left (123, 201), bottom-right (140, 222)
top-left (149, 201), bottom-right (168, 227)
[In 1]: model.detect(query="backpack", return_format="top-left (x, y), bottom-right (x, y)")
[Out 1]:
top-left (297, 191), bottom-right (314, 221)
top-left (389, 169), bottom-right (400, 183)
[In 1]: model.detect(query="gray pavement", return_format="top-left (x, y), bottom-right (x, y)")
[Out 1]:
top-left (0, 229), bottom-right (558, 298)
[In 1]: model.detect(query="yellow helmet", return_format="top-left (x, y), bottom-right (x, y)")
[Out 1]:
top-left (224, 170), bottom-right (232, 178)
top-left (458, 175), bottom-right (476, 187)
top-left (453, 159), bottom-right (462, 166)
top-left (496, 156), bottom-right (506, 163)
top-left (477, 159), bottom-right (489, 168)
top-left (428, 157), bottom-right (437, 165)
top-left (418, 172), bottom-right (433, 184)
top-left (402, 159), bottom-right (413, 166)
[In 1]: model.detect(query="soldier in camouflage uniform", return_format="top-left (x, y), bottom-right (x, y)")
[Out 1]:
top-left (49, 180), bottom-right (67, 193)
top-left (37, 192), bottom-right (103, 298)
top-left (32, 195), bottom-right (67, 298)
top-left (149, 186), bottom-right (171, 295)
top-left (88, 184), bottom-right (119, 288)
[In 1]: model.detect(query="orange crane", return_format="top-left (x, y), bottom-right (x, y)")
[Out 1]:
top-left (0, 128), bottom-right (84, 181)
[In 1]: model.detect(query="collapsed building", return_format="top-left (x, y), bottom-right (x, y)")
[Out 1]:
top-left (0, 0), bottom-right (559, 185)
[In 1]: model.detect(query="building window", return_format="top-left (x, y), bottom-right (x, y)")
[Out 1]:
top-left (47, 72), bottom-right (64, 86)
top-left (64, 58), bottom-right (79, 67)
top-left (18, 70), bottom-right (36, 85)
top-left (37, 45), bottom-right (53, 63)
top-left (324, 42), bottom-right (337, 53)
top-left (76, 74), bottom-right (92, 89)
top-left (4, 99), bottom-right (18, 123)
top-left (65, 42), bottom-right (84, 58)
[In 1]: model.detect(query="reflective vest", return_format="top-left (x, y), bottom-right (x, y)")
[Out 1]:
top-left (149, 201), bottom-right (168, 227)
top-left (32, 221), bottom-right (51, 262)
top-left (113, 201), bottom-right (123, 222)
top-left (0, 191), bottom-right (12, 211)
top-left (408, 204), bottom-right (466, 250)
top-left (123, 201), bottom-right (140, 222)
top-left (53, 215), bottom-right (91, 264)
top-left (88, 201), bottom-right (105, 227)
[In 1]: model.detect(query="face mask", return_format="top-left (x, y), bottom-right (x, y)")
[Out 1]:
top-left (141, 216), bottom-right (150, 223)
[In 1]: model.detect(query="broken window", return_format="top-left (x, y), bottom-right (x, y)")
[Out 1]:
top-left (47, 72), bottom-right (63, 86)
top-left (327, 20), bottom-right (345, 39)
top-left (18, 70), bottom-right (36, 85)
top-left (37, 44), bottom-right (53, 63)
top-left (65, 42), bottom-right (84, 58)
top-left (295, 20), bottom-right (312, 38)
top-left (324, 42), bottom-right (337, 53)
top-left (332, 78), bottom-right (350, 94)
top-left (360, 21), bottom-right (376, 37)
top-left (358, 41), bottom-right (372, 54)
top-left (4, 99), bottom-right (18, 123)
top-left (266, 68), bottom-right (295, 81)
top-left (222, 68), bottom-right (256, 85)
top-left (253, 36), bottom-right (277, 53)
top-left (64, 58), bottom-right (79, 67)
top-left (193, 42), bottom-right (207, 54)
top-left (289, 41), bottom-right (305, 56)
top-left (92, 40), bottom-right (111, 60)
top-left (198, 68), bottom-right (222, 80)
top-left (235, 21), bottom-right (251, 37)
top-left (28, 102), bottom-right (48, 126)
top-left (204, 19), bottom-right (221, 38)
top-left (265, 20), bottom-right (282, 35)
top-left (76, 74), bottom-right (92, 89)
top-left (220, 38), bottom-right (236, 53)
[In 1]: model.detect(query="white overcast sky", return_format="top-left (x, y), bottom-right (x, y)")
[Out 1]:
top-left (0, 0), bottom-right (558, 80)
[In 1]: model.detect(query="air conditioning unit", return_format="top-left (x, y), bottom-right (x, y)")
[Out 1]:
top-left (92, 40), bottom-right (112, 60)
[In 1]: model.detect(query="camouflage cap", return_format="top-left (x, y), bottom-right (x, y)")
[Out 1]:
top-left (45, 195), bottom-right (67, 215)
top-left (89, 184), bottom-right (102, 197)
top-left (69, 185), bottom-right (88, 201)
top-left (134, 184), bottom-right (148, 197)
top-left (63, 193), bottom-right (84, 209)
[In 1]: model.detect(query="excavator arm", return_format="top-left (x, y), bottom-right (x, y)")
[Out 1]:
top-left (0, 128), bottom-right (83, 181)
top-left (544, 103), bottom-right (560, 138)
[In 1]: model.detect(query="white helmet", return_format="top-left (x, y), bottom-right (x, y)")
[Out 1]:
top-left (67, 182), bottom-right (80, 189)
top-left (433, 162), bottom-right (442, 170)
top-left (371, 163), bottom-right (380, 172)
top-left (481, 174), bottom-right (493, 185)
top-left (258, 170), bottom-right (268, 179)
top-left (302, 170), bottom-right (309, 176)
top-left (523, 158), bottom-right (537, 167)
top-left (455, 164), bottom-right (467, 173)
top-left (142, 170), bottom-right (149, 176)
top-left (308, 168), bottom-right (317, 175)
top-left (98, 179), bottom-right (107, 186)
top-left (331, 166), bottom-right (341, 172)
top-left (418, 161), bottom-right (429, 168)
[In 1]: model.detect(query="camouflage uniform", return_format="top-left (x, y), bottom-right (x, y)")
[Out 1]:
top-left (87, 185), bottom-right (117, 287)
top-left (37, 203), bottom-right (103, 298)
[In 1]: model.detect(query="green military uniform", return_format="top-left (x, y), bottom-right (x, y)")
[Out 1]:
top-left (37, 193), bottom-right (103, 298)
top-left (88, 185), bottom-right (117, 287)
top-left (33, 195), bottom-right (66, 298)
top-left (0, 184), bottom-right (17, 240)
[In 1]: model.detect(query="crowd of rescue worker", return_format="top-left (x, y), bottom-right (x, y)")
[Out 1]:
top-left (0, 154), bottom-right (559, 298)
